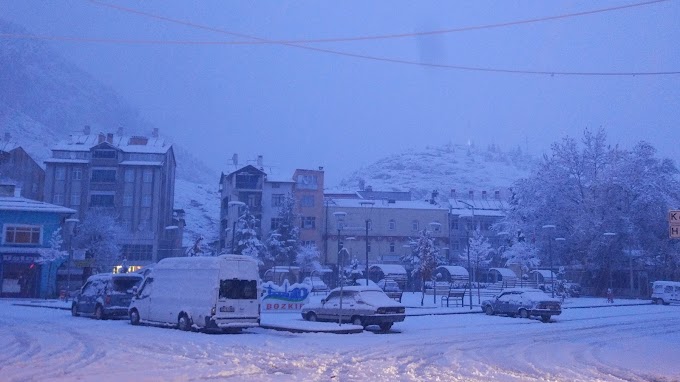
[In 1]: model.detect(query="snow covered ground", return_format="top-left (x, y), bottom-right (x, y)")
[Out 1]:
top-left (1, 294), bottom-right (678, 381)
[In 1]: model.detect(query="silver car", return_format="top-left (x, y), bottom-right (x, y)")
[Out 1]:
top-left (301, 285), bottom-right (405, 332)
top-left (481, 288), bottom-right (561, 323)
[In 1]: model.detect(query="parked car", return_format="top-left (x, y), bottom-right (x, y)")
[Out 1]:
top-left (377, 279), bottom-right (403, 302)
top-left (651, 280), bottom-right (680, 305)
top-left (481, 288), bottom-right (562, 323)
top-left (71, 273), bottom-right (143, 320)
top-left (302, 276), bottom-right (329, 293)
top-left (301, 285), bottom-right (406, 332)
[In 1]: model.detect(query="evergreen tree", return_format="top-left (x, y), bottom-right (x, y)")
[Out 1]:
top-left (264, 194), bottom-right (300, 268)
top-left (234, 206), bottom-right (267, 265)
top-left (402, 229), bottom-right (442, 306)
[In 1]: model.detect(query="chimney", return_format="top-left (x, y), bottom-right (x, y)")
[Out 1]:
top-left (98, 133), bottom-right (106, 144)
top-left (232, 153), bottom-right (238, 166)
top-left (450, 189), bottom-right (456, 198)
top-left (257, 155), bottom-right (263, 168)
top-left (318, 166), bottom-right (323, 171)
top-left (84, 125), bottom-right (91, 135)
top-left (482, 191), bottom-right (487, 199)
top-left (106, 133), bottom-right (114, 143)
top-left (152, 128), bottom-right (159, 138)
top-left (3, 132), bottom-right (10, 141)
top-left (468, 190), bottom-right (474, 199)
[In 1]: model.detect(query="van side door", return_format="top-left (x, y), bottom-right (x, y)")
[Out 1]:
top-left (134, 277), bottom-right (153, 321)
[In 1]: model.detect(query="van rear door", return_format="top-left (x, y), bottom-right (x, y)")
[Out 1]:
top-left (216, 259), bottom-right (259, 324)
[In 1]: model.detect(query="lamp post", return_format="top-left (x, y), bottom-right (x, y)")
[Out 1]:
top-left (457, 200), bottom-right (474, 310)
top-left (227, 201), bottom-right (245, 253)
top-left (359, 201), bottom-right (375, 286)
top-left (64, 218), bottom-right (79, 301)
top-left (542, 224), bottom-right (556, 297)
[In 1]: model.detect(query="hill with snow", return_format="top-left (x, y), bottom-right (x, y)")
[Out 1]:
top-left (338, 143), bottom-right (536, 201)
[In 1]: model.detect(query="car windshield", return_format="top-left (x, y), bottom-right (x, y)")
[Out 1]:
top-left (111, 277), bottom-right (141, 293)
top-left (220, 279), bottom-right (258, 300)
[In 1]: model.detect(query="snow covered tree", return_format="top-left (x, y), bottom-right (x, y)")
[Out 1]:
top-left (501, 240), bottom-right (540, 281)
top-left (402, 229), bottom-right (442, 306)
top-left (234, 206), bottom-right (267, 265)
top-left (463, 229), bottom-right (492, 302)
top-left (72, 209), bottom-right (122, 273)
top-left (296, 245), bottom-right (322, 278)
top-left (502, 128), bottom-right (680, 293)
top-left (37, 228), bottom-right (68, 297)
top-left (264, 194), bottom-right (300, 268)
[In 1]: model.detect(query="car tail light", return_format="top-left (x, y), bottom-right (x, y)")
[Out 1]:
top-left (377, 308), bottom-right (386, 314)
top-left (105, 295), bottom-right (111, 305)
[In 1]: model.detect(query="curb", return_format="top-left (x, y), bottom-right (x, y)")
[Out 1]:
top-left (13, 303), bottom-right (70, 311)
top-left (259, 324), bottom-right (363, 334)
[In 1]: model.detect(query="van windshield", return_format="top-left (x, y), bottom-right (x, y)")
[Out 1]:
top-left (220, 279), bottom-right (258, 300)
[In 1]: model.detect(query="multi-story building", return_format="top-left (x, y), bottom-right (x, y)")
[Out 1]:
top-left (0, 183), bottom-right (76, 298)
top-left (292, 168), bottom-right (325, 249)
top-left (324, 197), bottom-right (450, 268)
top-left (448, 189), bottom-right (509, 264)
top-left (43, 126), bottom-right (180, 269)
top-left (0, 133), bottom-right (45, 201)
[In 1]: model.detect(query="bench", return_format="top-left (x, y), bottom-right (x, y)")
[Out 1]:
top-left (441, 290), bottom-right (466, 307)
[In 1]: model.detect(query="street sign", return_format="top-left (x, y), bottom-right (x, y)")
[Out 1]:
top-left (670, 210), bottom-right (680, 239)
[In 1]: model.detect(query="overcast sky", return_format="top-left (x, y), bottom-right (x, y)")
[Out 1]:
top-left (1, 1), bottom-right (678, 185)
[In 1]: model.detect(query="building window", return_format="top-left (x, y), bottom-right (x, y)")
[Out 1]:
top-left (412, 220), bottom-right (419, 231)
top-left (70, 192), bottom-right (80, 206)
top-left (452, 241), bottom-right (460, 251)
top-left (53, 193), bottom-right (64, 205)
top-left (142, 194), bottom-right (152, 207)
top-left (388, 219), bottom-right (396, 230)
top-left (235, 173), bottom-right (260, 189)
top-left (55, 167), bottom-right (66, 181)
top-left (143, 169), bottom-right (153, 183)
top-left (296, 175), bottom-right (318, 190)
top-left (300, 195), bottom-right (314, 207)
top-left (432, 222), bottom-right (441, 232)
top-left (272, 194), bottom-right (284, 207)
top-left (301, 216), bottom-right (316, 229)
top-left (91, 169), bottom-right (116, 183)
top-left (390, 242), bottom-right (395, 253)
top-left (451, 219), bottom-right (459, 230)
top-left (302, 240), bottom-right (316, 247)
top-left (123, 194), bottom-right (133, 207)
top-left (72, 168), bottom-right (82, 180)
top-left (3, 225), bottom-right (41, 245)
top-left (270, 217), bottom-right (283, 230)
top-left (93, 149), bottom-right (117, 159)
top-left (125, 169), bottom-right (135, 182)
top-left (90, 194), bottom-right (114, 207)
top-left (121, 244), bottom-right (153, 261)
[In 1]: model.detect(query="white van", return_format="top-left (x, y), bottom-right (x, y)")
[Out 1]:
top-left (128, 254), bottom-right (261, 332)
top-left (651, 280), bottom-right (680, 305)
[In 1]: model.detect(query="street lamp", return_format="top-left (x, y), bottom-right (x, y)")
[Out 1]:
top-left (360, 201), bottom-right (375, 287)
top-left (457, 200), bottom-right (474, 310)
top-left (542, 224), bottom-right (556, 297)
top-left (228, 201), bottom-right (245, 253)
top-left (64, 218), bottom-right (79, 301)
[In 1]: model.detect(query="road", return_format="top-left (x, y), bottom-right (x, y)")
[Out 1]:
top-left (1, 301), bottom-right (678, 381)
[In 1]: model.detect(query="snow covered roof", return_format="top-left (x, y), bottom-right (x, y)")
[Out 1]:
top-left (448, 198), bottom-right (509, 217)
top-left (489, 268), bottom-right (518, 279)
top-left (0, 140), bottom-right (19, 153)
top-left (530, 269), bottom-right (556, 280)
top-left (52, 134), bottom-right (171, 154)
top-left (370, 264), bottom-right (407, 275)
top-left (155, 254), bottom-right (258, 270)
top-left (436, 266), bottom-right (469, 279)
top-left (329, 198), bottom-right (447, 211)
top-left (43, 158), bottom-right (90, 164)
top-left (0, 196), bottom-right (76, 214)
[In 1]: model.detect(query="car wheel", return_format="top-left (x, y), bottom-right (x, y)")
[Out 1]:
top-left (655, 298), bottom-right (665, 305)
top-left (484, 306), bottom-right (494, 316)
top-left (71, 304), bottom-right (79, 317)
top-left (519, 309), bottom-right (529, 319)
top-left (130, 309), bottom-right (140, 326)
top-left (541, 315), bottom-right (551, 323)
top-left (352, 316), bottom-right (364, 327)
top-left (379, 323), bottom-right (393, 332)
top-left (94, 305), bottom-right (105, 320)
top-left (178, 314), bottom-right (191, 331)
top-left (306, 312), bottom-right (318, 322)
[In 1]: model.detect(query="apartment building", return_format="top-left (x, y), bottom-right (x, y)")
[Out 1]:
top-left (0, 134), bottom-right (45, 201)
top-left (43, 126), bottom-right (180, 268)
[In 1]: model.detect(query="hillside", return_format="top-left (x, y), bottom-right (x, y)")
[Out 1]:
top-left (338, 143), bottom-right (536, 200)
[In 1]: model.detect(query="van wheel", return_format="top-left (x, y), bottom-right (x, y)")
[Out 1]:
top-left (306, 312), bottom-right (317, 322)
top-left (379, 323), bottom-right (393, 332)
top-left (655, 298), bottom-right (665, 305)
top-left (71, 304), bottom-right (79, 317)
top-left (541, 315), bottom-right (551, 323)
top-left (519, 309), bottom-right (529, 319)
top-left (130, 309), bottom-right (140, 325)
top-left (95, 305), bottom-right (105, 320)
top-left (352, 316), bottom-right (364, 327)
top-left (178, 314), bottom-right (191, 331)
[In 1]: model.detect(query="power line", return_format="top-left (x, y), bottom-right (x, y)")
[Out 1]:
top-left (82, 0), bottom-right (680, 76)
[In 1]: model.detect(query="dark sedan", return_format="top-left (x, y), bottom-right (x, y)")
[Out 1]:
top-left (481, 288), bottom-right (561, 323)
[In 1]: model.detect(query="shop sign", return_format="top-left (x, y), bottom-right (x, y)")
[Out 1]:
top-left (261, 280), bottom-right (311, 312)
